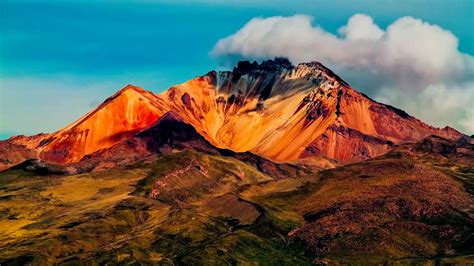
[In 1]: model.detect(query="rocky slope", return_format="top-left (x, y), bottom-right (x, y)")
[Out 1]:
top-left (3, 58), bottom-right (466, 168)
top-left (287, 135), bottom-right (474, 262)
top-left (0, 141), bottom-right (37, 170)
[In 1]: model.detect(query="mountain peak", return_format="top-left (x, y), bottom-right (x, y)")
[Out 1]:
top-left (18, 83), bottom-right (168, 164)
top-left (115, 84), bottom-right (147, 95)
top-left (232, 57), bottom-right (294, 75)
top-left (296, 61), bottom-right (350, 87)
top-left (151, 111), bottom-right (184, 125)
top-left (96, 84), bottom-right (154, 111)
top-left (229, 58), bottom-right (350, 88)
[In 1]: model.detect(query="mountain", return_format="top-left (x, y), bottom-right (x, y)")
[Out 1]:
top-left (3, 58), bottom-right (465, 169)
top-left (162, 59), bottom-right (464, 163)
top-left (1, 59), bottom-right (473, 264)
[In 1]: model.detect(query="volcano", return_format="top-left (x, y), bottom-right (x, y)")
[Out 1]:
top-left (2, 58), bottom-right (465, 169)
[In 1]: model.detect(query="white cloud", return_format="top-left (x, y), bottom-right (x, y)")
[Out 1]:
top-left (377, 83), bottom-right (474, 134)
top-left (211, 14), bottom-right (474, 134)
top-left (338, 14), bottom-right (384, 40)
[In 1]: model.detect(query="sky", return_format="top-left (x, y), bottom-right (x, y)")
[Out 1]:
top-left (1, 0), bottom-right (473, 139)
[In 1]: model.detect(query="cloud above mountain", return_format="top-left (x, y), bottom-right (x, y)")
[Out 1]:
top-left (212, 14), bottom-right (474, 134)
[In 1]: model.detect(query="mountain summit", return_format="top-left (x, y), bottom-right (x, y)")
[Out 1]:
top-left (3, 59), bottom-right (465, 169)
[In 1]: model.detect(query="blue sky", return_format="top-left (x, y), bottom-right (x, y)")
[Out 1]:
top-left (1, 0), bottom-right (473, 139)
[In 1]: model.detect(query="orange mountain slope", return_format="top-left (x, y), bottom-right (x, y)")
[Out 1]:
top-left (9, 85), bottom-right (170, 164)
top-left (3, 58), bottom-right (466, 168)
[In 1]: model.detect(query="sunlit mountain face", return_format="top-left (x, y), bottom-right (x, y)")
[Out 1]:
top-left (0, 59), bottom-right (473, 264)
top-left (3, 59), bottom-right (464, 169)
